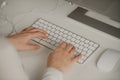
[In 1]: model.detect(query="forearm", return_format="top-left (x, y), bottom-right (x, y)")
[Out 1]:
top-left (0, 36), bottom-right (29, 80)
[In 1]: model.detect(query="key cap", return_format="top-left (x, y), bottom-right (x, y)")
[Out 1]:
top-left (33, 38), bottom-right (40, 42)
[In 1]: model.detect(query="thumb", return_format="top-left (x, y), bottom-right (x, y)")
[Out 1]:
top-left (25, 44), bottom-right (40, 51)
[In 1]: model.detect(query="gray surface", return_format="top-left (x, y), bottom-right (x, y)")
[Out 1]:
top-left (3, 0), bottom-right (120, 80)
top-left (68, 7), bottom-right (120, 39)
top-left (66, 0), bottom-right (120, 22)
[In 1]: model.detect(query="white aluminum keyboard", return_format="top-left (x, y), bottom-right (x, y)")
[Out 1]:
top-left (32, 18), bottom-right (99, 64)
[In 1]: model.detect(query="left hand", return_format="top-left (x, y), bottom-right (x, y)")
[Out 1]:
top-left (7, 26), bottom-right (48, 51)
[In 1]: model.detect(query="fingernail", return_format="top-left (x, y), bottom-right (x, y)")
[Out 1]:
top-left (62, 42), bottom-right (67, 46)
top-left (43, 36), bottom-right (48, 40)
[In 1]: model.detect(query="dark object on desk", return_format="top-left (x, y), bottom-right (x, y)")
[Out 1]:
top-left (68, 7), bottom-right (120, 39)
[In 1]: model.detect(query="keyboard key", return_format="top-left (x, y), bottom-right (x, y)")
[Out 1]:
top-left (39, 40), bottom-right (55, 49)
top-left (89, 46), bottom-right (96, 50)
top-left (75, 44), bottom-right (79, 48)
top-left (64, 30), bottom-right (68, 34)
top-left (80, 42), bottom-right (84, 46)
top-left (82, 51), bottom-right (87, 55)
top-left (89, 42), bottom-right (94, 46)
top-left (76, 36), bottom-right (81, 39)
top-left (50, 41), bottom-right (56, 45)
top-left (62, 38), bottom-right (67, 41)
top-left (59, 32), bottom-right (64, 35)
top-left (55, 27), bottom-right (59, 30)
top-left (81, 56), bottom-right (87, 61)
top-left (58, 36), bottom-right (63, 39)
top-left (84, 40), bottom-right (89, 43)
top-left (47, 23), bottom-right (53, 26)
top-left (60, 28), bottom-right (64, 32)
top-left (80, 38), bottom-right (85, 41)
top-left (56, 39), bottom-right (61, 43)
top-left (75, 40), bottom-right (80, 43)
top-left (68, 32), bottom-right (72, 35)
top-left (55, 43), bottom-right (60, 47)
top-left (84, 44), bottom-right (89, 47)
top-left (79, 46), bottom-right (84, 50)
top-left (46, 39), bottom-right (52, 43)
top-left (52, 25), bottom-right (57, 28)
top-left (51, 28), bottom-right (56, 32)
top-left (93, 44), bottom-right (99, 47)
top-left (83, 48), bottom-right (88, 51)
top-left (55, 30), bottom-right (60, 34)
top-left (71, 38), bottom-right (76, 42)
top-left (86, 50), bottom-right (93, 57)
top-left (72, 34), bottom-right (77, 37)
top-left (67, 36), bottom-right (72, 39)
top-left (33, 38), bottom-right (40, 42)
top-left (54, 34), bottom-right (59, 37)
top-left (63, 34), bottom-right (68, 37)
top-left (77, 49), bottom-right (82, 53)
top-left (66, 39), bottom-right (71, 43)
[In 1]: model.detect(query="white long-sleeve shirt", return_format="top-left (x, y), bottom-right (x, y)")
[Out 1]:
top-left (0, 36), bottom-right (63, 80)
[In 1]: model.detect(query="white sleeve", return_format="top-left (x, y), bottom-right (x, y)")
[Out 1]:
top-left (41, 68), bottom-right (63, 80)
top-left (0, 36), bottom-right (63, 80)
top-left (0, 36), bottom-right (29, 80)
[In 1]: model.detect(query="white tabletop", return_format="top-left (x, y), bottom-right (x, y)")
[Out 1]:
top-left (1, 0), bottom-right (120, 80)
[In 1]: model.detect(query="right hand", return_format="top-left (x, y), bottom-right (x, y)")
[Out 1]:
top-left (47, 42), bottom-right (82, 73)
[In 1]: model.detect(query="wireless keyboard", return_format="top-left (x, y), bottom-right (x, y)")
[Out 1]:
top-left (32, 18), bottom-right (99, 64)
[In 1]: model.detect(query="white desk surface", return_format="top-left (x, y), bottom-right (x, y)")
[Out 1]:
top-left (1, 0), bottom-right (120, 80)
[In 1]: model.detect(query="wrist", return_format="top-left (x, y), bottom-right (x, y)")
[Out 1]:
top-left (47, 67), bottom-right (64, 75)
top-left (47, 66), bottom-right (65, 73)
top-left (6, 36), bottom-right (18, 50)
top-left (43, 67), bottom-right (63, 80)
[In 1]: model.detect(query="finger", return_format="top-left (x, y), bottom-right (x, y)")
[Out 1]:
top-left (26, 32), bottom-right (48, 40)
top-left (25, 44), bottom-right (40, 50)
top-left (71, 54), bottom-right (82, 63)
top-left (22, 27), bottom-right (48, 36)
top-left (37, 32), bottom-right (48, 38)
top-left (29, 28), bottom-right (47, 34)
top-left (57, 41), bottom-right (67, 49)
top-left (66, 44), bottom-right (74, 52)
top-left (69, 47), bottom-right (76, 54)
top-left (31, 32), bottom-right (48, 39)
top-left (22, 26), bottom-right (35, 32)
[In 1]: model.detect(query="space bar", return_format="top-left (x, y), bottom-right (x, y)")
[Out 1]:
top-left (32, 40), bottom-right (55, 50)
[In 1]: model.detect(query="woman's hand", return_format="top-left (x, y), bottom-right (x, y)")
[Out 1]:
top-left (7, 26), bottom-right (48, 51)
top-left (47, 42), bottom-right (82, 73)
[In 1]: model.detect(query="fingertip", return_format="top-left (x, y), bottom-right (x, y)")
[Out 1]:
top-left (77, 54), bottom-right (82, 59)
top-left (66, 44), bottom-right (74, 52)
top-left (35, 44), bottom-right (40, 48)
top-left (33, 45), bottom-right (40, 50)
top-left (59, 41), bottom-right (67, 48)
top-left (69, 47), bottom-right (76, 54)
top-left (72, 54), bottom-right (82, 63)
top-left (77, 54), bottom-right (82, 61)
top-left (37, 28), bottom-right (48, 34)
top-left (42, 34), bottom-right (49, 40)
top-left (29, 44), bottom-right (40, 50)
top-left (30, 32), bottom-right (48, 39)
top-left (45, 33), bottom-right (48, 38)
